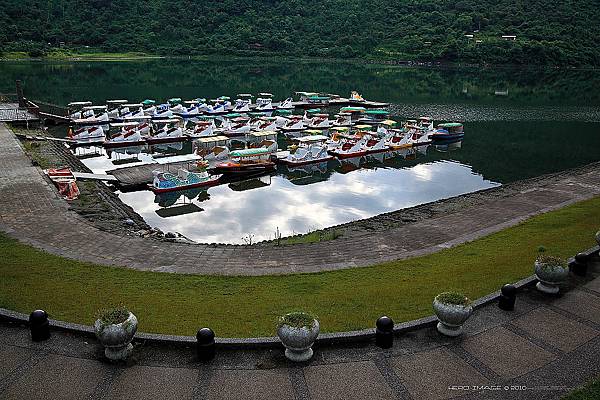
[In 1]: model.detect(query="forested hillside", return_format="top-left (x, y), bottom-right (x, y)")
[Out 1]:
top-left (1, 0), bottom-right (599, 65)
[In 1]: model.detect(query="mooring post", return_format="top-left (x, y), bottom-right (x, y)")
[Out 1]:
top-left (196, 327), bottom-right (216, 361)
top-left (498, 284), bottom-right (516, 311)
top-left (375, 316), bottom-right (394, 349)
top-left (29, 310), bottom-right (51, 342)
top-left (569, 253), bottom-right (588, 277)
top-left (16, 80), bottom-right (26, 107)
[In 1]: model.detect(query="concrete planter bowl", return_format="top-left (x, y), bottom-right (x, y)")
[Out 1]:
top-left (277, 317), bottom-right (320, 362)
top-left (535, 260), bottom-right (568, 294)
top-left (94, 312), bottom-right (138, 361)
top-left (433, 295), bottom-right (473, 337)
top-left (595, 230), bottom-right (600, 247)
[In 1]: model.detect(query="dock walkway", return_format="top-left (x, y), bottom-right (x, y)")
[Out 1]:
top-left (0, 104), bottom-right (39, 123)
top-left (2, 122), bottom-right (600, 276)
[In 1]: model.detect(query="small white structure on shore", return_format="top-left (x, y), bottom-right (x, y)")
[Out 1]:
top-left (501, 35), bottom-right (517, 41)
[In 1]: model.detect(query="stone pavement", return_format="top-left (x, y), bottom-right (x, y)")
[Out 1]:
top-left (2, 122), bottom-right (600, 276)
top-left (1, 272), bottom-right (600, 400)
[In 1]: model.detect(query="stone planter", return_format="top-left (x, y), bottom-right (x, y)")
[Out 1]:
top-left (433, 297), bottom-right (473, 337)
top-left (277, 319), bottom-right (319, 362)
top-left (595, 230), bottom-right (600, 247)
top-left (535, 261), bottom-right (568, 294)
top-left (94, 312), bottom-right (137, 361)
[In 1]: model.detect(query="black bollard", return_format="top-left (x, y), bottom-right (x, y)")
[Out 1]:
top-left (375, 316), bottom-right (394, 349)
top-left (569, 253), bottom-right (588, 277)
top-left (196, 328), bottom-right (215, 361)
top-left (498, 284), bottom-right (516, 311)
top-left (29, 310), bottom-right (50, 342)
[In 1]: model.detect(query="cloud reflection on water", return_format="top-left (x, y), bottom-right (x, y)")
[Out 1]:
top-left (118, 160), bottom-right (499, 244)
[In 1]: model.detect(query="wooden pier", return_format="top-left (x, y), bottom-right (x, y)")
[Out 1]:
top-left (0, 103), bottom-right (39, 124)
top-left (110, 160), bottom-right (202, 187)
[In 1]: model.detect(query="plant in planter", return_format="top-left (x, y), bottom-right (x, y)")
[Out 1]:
top-left (94, 305), bottom-right (137, 361)
top-left (595, 229), bottom-right (600, 247)
top-left (276, 311), bottom-right (319, 362)
top-left (535, 254), bottom-right (568, 294)
top-left (433, 292), bottom-right (473, 337)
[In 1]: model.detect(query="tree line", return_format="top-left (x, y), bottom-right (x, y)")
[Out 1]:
top-left (1, 0), bottom-right (599, 65)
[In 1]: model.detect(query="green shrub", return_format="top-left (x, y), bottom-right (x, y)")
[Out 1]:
top-left (277, 311), bottom-right (317, 329)
top-left (435, 292), bottom-right (472, 306)
top-left (96, 305), bottom-right (130, 325)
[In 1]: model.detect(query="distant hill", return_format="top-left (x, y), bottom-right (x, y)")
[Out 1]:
top-left (1, 0), bottom-right (599, 65)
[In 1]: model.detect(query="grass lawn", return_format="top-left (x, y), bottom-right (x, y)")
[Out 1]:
top-left (0, 196), bottom-right (599, 338)
top-left (563, 376), bottom-right (600, 399)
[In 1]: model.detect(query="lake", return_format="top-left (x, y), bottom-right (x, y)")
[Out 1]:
top-left (1, 60), bottom-right (599, 243)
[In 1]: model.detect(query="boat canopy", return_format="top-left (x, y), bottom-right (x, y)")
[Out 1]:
top-left (275, 109), bottom-right (293, 115)
top-left (365, 109), bottom-right (389, 115)
top-left (295, 91), bottom-right (318, 96)
top-left (303, 129), bottom-right (322, 135)
top-left (142, 99), bottom-right (156, 105)
top-left (406, 119), bottom-right (417, 123)
top-left (249, 131), bottom-right (277, 137)
top-left (297, 134), bottom-right (329, 142)
top-left (248, 112), bottom-right (265, 117)
top-left (217, 96), bottom-right (231, 100)
top-left (224, 113), bottom-right (242, 118)
top-left (340, 107), bottom-right (366, 112)
top-left (306, 108), bottom-right (321, 113)
top-left (195, 135), bottom-right (229, 143)
top-left (153, 118), bottom-right (182, 124)
top-left (308, 95), bottom-right (330, 100)
top-left (110, 122), bottom-right (140, 127)
top-left (354, 124), bottom-right (372, 130)
top-left (380, 119), bottom-right (398, 126)
top-left (231, 117), bottom-right (250, 122)
top-left (258, 92), bottom-right (273, 97)
top-left (106, 99), bottom-right (128, 105)
top-left (82, 105), bottom-right (108, 110)
top-left (237, 93), bottom-right (253, 98)
top-left (68, 101), bottom-right (92, 107)
top-left (438, 122), bottom-right (463, 128)
top-left (168, 98), bottom-right (182, 105)
top-left (123, 115), bottom-right (152, 120)
top-left (122, 103), bottom-right (143, 108)
top-left (331, 127), bottom-right (350, 131)
top-left (230, 148), bottom-right (271, 157)
top-left (419, 116), bottom-right (432, 120)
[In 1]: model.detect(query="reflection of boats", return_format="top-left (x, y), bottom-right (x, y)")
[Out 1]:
top-left (149, 164), bottom-right (221, 193)
top-left (433, 139), bottom-right (462, 152)
top-left (154, 187), bottom-right (210, 207)
top-left (228, 174), bottom-right (272, 191)
top-left (279, 161), bottom-right (333, 185)
top-left (213, 148), bottom-right (276, 175)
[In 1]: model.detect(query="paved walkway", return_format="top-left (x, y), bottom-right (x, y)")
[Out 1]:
top-left (2, 122), bottom-right (600, 276)
top-left (1, 268), bottom-right (600, 399)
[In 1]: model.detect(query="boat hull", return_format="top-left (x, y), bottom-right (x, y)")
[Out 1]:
top-left (277, 156), bottom-right (334, 166)
top-left (328, 146), bottom-right (389, 159)
top-left (147, 177), bottom-right (221, 193)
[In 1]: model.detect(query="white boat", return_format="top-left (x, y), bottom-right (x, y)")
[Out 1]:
top-left (308, 114), bottom-right (332, 129)
top-left (105, 128), bottom-right (144, 147)
top-left (188, 120), bottom-right (215, 138)
top-left (194, 135), bottom-right (230, 161)
top-left (328, 134), bottom-right (389, 158)
top-left (247, 131), bottom-right (278, 153)
top-left (219, 117), bottom-right (251, 137)
top-left (232, 99), bottom-right (251, 112)
top-left (332, 113), bottom-right (353, 127)
top-left (280, 135), bottom-right (333, 166)
top-left (251, 117), bottom-right (278, 131)
top-left (280, 116), bottom-right (305, 132)
top-left (278, 97), bottom-right (294, 109)
top-left (255, 93), bottom-right (274, 111)
top-left (69, 125), bottom-right (105, 141)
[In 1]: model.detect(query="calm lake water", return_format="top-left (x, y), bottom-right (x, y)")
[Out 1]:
top-left (2, 60), bottom-right (599, 243)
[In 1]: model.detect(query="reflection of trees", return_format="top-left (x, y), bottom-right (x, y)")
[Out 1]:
top-left (2, 61), bottom-right (600, 107)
